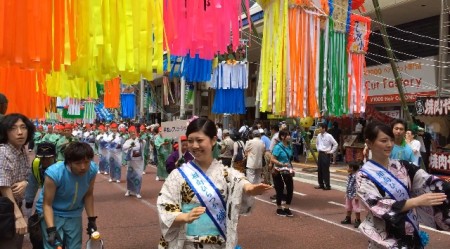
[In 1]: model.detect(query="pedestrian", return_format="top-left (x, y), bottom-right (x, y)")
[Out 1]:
top-left (35, 142), bottom-right (99, 249)
top-left (218, 129), bottom-right (234, 167)
top-left (340, 162), bottom-right (362, 228)
top-left (0, 113), bottom-right (35, 249)
top-left (165, 135), bottom-right (194, 174)
top-left (271, 130), bottom-right (295, 217)
top-left (106, 122), bottom-right (123, 182)
top-left (356, 121), bottom-right (450, 248)
top-left (390, 119), bottom-right (415, 162)
top-left (96, 125), bottom-right (109, 174)
top-left (315, 123), bottom-right (338, 190)
top-left (123, 126), bottom-right (144, 199)
top-left (154, 126), bottom-right (170, 181)
top-left (260, 128), bottom-right (272, 185)
top-left (405, 128), bottom-right (421, 166)
top-left (328, 122), bottom-right (342, 165)
top-left (156, 117), bottom-right (272, 249)
top-left (244, 130), bottom-right (266, 184)
top-left (416, 127), bottom-right (434, 171)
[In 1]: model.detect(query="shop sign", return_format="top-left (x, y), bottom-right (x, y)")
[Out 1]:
top-left (267, 114), bottom-right (286, 119)
top-left (380, 110), bottom-right (400, 119)
top-left (415, 97), bottom-right (450, 116)
top-left (429, 152), bottom-right (450, 173)
top-left (364, 57), bottom-right (437, 104)
top-left (162, 120), bottom-right (188, 139)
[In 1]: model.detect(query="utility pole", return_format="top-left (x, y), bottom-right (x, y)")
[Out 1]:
top-left (372, 0), bottom-right (413, 125)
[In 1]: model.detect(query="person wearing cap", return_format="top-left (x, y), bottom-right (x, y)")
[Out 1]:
top-left (82, 124), bottom-right (96, 153)
top-left (105, 123), bottom-right (123, 183)
top-left (244, 130), bottom-right (266, 184)
top-left (122, 126), bottom-right (145, 199)
top-left (119, 126), bottom-right (129, 168)
top-left (165, 135), bottom-right (194, 174)
top-left (96, 125), bottom-right (109, 175)
top-left (218, 129), bottom-right (234, 167)
top-left (41, 125), bottom-right (60, 144)
top-left (154, 126), bottom-right (170, 181)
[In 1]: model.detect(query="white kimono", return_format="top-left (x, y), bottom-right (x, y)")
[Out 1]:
top-left (157, 159), bottom-right (254, 249)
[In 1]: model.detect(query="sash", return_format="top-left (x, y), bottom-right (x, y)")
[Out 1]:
top-left (360, 160), bottom-right (420, 236)
top-left (178, 162), bottom-right (227, 240)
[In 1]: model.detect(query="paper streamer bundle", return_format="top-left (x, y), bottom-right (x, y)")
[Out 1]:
top-left (164, 0), bottom-right (249, 59)
top-left (347, 15), bottom-right (371, 114)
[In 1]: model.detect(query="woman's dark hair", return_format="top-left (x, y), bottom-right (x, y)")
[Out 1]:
top-left (0, 93), bottom-right (7, 104)
top-left (186, 117), bottom-right (217, 140)
top-left (64, 142), bottom-right (94, 163)
top-left (348, 161), bottom-right (362, 172)
top-left (278, 130), bottom-right (290, 141)
top-left (364, 121), bottom-right (394, 142)
top-left (391, 119), bottom-right (407, 130)
top-left (0, 113), bottom-right (35, 144)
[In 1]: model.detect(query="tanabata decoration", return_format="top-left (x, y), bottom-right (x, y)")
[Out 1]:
top-left (181, 54), bottom-right (213, 82)
top-left (83, 101), bottom-right (97, 124)
top-left (120, 93), bottom-right (136, 119)
top-left (164, 0), bottom-right (249, 59)
top-left (104, 77), bottom-right (121, 108)
top-left (347, 14), bottom-right (371, 114)
top-left (94, 102), bottom-right (114, 122)
top-left (211, 61), bottom-right (248, 114)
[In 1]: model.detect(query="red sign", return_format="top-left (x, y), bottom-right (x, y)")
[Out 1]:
top-left (366, 91), bottom-right (436, 104)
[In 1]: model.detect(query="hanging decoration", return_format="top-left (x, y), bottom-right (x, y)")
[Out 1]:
top-left (347, 14), bottom-right (371, 114)
top-left (211, 61), bottom-right (248, 114)
top-left (120, 93), bottom-right (136, 119)
top-left (83, 101), bottom-right (97, 124)
top-left (181, 54), bottom-right (213, 83)
top-left (164, 0), bottom-right (249, 59)
top-left (257, 0), bottom-right (370, 117)
top-left (104, 77), bottom-right (121, 108)
top-left (94, 102), bottom-right (114, 122)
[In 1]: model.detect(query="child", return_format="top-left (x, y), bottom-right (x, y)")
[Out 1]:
top-left (341, 161), bottom-right (362, 228)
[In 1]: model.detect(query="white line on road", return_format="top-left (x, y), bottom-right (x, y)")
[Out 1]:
top-left (328, 201), bottom-right (345, 207)
top-left (293, 191), bottom-right (307, 196)
top-left (255, 197), bottom-right (360, 234)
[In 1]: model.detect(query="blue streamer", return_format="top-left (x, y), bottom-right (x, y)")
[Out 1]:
top-left (120, 93), bottom-right (136, 119)
top-left (328, 0), bottom-right (334, 17)
top-left (346, 0), bottom-right (352, 34)
top-left (182, 53), bottom-right (212, 82)
top-left (212, 89), bottom-right (246, 114)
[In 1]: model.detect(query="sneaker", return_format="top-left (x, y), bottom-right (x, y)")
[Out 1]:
top-left (276, 208), bottom-right (286, 217)
top-left (116, 180), bottom-right (121, 183)
top-left (271, 199), bottom-right (286, 204)
top-left (142, 172), bottom-right (146, 175)
top-left (354, 219), bottom-right (361, 228)
top-left (28, 149), bottom-right (32, 152)
top-left (108, 179), bottom-right (113, 183)
top-left (103, 172), bottom-right (109, 175)
top-left (136, 194), bottom-right (142, 199)
top-left (341, 216), bottom-right (352, 224)
top-left (125, 191), bottom-right (130, 197)
top-left (156, 176), bottom-right (160, 181)
top-left (284, 208), bottom-right (293, 217)
top-left (323, 186), bottom-right (331, 191)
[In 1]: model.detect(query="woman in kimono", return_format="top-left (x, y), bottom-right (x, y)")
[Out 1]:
top-left (356, 121), bottom-right (450, 249)
top-left (157, 117), bottom-right (272, 249)
top-left (154, 126), bottom-right (170, 181)
top-left (123, 126), bottom-right (144, 199)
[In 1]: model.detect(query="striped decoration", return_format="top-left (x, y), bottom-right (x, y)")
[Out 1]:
top-left (83, 101), bottom-right (96, 124)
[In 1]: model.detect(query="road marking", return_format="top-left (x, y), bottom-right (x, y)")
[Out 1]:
top-left (98, 174), bottom-right (158, 211)
top-left (421, 225), bottom-right (450, 236)
top-left (294, 191), bottom-right (307, 196)
top-left (328, 201), bottom-right (345, 207)
top-left (255, 197), bottom-right (360, 233)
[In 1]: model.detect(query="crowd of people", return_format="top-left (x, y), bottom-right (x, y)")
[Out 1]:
top-left (0, 86), bottom-right (449, 249)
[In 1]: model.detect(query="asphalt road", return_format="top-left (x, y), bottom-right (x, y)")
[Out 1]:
top-left (22, 162), bottom-right (450, 249)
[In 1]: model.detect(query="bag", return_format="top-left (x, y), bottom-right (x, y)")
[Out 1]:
top-left (275, 144), bottom-right (295, 177)
top-left (0, 196), bottom-right (16, 239)
top-left (234, 141), bottom-right (245, 162)
top-left (28, 213), bottom-right (43, 244)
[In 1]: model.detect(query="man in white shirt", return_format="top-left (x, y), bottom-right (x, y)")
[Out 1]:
top-left (216, 123), bottom-right (223, 141)
top-left (315, 123), bottom-right (338, 190)
top-left (244, 130), bottom-right (266, 184)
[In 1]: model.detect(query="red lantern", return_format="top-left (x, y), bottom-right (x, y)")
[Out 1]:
top-left (352, 0), bottom-right (365, 10)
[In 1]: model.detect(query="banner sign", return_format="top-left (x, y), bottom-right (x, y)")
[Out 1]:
top-left (364, 57), bottom-right (437, 103)
top-left (429, 152), bottom-right (450, 174)
top-left (162, 120), bottom-right (188, 139)
top-left (415, 97), bottom-right (450, 116)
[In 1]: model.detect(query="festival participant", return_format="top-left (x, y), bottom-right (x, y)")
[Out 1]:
top-left (356, 121), bottom-right (450, 248)
top-left (96, 125), bottom-right (109, 174)
top-left (0, 113), bottom-right (35, 249)
top-left (154, 126), bottom-right (170, 181)
top-left (55, 123), bottom-right (74, 161)
top-left (140, 125), bottom-right (150, 174)
top-left (405, 129), bottom-right (421, 166)
top-left (36, 142), bottom-right (98, 249)
top-left (119, 126), bottom-right (129, 167)
top-left (157, 117), bottom-right (272, 249)
top-left (165, 135), bottom-right (194, 174)
top-left (106, 123), bottom-right (123, 182)
top-left (83, 124), bottom-right (96, 153)
top-left (123, 126), bottom-right (144, 199)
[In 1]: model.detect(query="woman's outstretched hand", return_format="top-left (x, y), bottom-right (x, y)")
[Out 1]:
top-left (414, 193), bottom-right (447, 207)
top-left (244, 183), bottom-right (273, 196)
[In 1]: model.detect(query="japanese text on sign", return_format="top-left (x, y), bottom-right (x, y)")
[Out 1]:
top-left (415, 98), bottom-right (450, 116)
top-left (161, 120), bottom-right (188, 139)
top-left (429, 152), bottom-right (450, 172)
